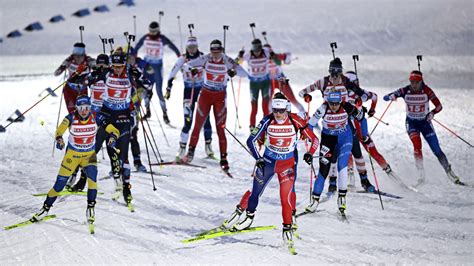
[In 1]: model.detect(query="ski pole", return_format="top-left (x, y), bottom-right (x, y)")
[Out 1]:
top-left (99, 35), bottom-right (107, 53)
top-left (229, 77), bottom-right (241, 130)
top-left (353, 55), bottom-right (384, 210)
top-left (158, 11), bottom-right (164, 26)
top-left (138, 107), bottom-right (157, 190)
top-left (108, 38), bottom-right (114, 54)
top-left (433, 119), bottom-right (474, 148)
top-left (52, 88), bottom-right (64, 157)
top-left (150, 99), bottom-right (170, 146)
top-left (1, 75), bottom-right (73, 132)
top-left (177, 15), bottom-right (183, 53)
top-left (138, 107), bottom-right (162, 164)
top-left (261, 31), bottom-right (269, 44)
top-left (369, 155), bottom-right (384, 210)
top-left (417, 55), bottom-right (422, 71)
top-left (369, 101), bottom-right (392, 137)
top-left (224, 127), bottom-right (252, 156)
top-left (133, 15), bottom-right (137, 42)
top-left (187, 80), bottom-right (195, 123)
top-left (249, 23), bottom-right (256, 39)
top-left (139, 106), bottom-right (164, 162)
top-left (188, 23), bottom-right (194, 37)
top-left (223, 25), bottom-right (229, 53)
top-left (330, 42), bottom-right (337, 59)
top-left (234, 76), bottom-right (242, 134)
top-left (370, 115), bottom-right (389, 126)
top-left (79, 26), bottom-right (84, 43)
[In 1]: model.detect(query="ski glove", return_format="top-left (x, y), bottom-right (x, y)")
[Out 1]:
top-left (425, 111), bottom-right (434, 122)
top-left (303, 94), bottom-right (312, 103)
top-left (227, 69), bottom-right (236, 78)
top-left (303, 152), bottom-right (313, 165)
top-left (164, 89), bottom-right (171, 100)
top-left (167, 78), bottom-right (174, 90)
top-left (368, 108), bottom-right (376, 117)
top-left (383, 94), bottom-right (396, 101)
top-left (238, 50), bottom-right (245, 58)
top-left (55, 136), bottom-right (65, 150)
top-left (256, 157), bottom-right (265, 171)
top-left (190, 68), bottom-right (198, 76)
top-left (108, 133), bottom-right (118, 149)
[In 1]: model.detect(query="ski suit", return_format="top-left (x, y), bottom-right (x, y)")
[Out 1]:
top-left (385, 83), bottom-right (449, 171)
top-left (44, 112), bottom-right (119, 207)
top-left (167, 51), bottom-right (212, 144)
top-left (245, 113), bottom-right (319, 224)
top-left (184, 54), bottom-right (247, 156)
top-left (54, 55), bottom-right (95, 112)
top-left (309, 102), bottom-right (363, 197)
top-left (135, 33), bottom-right (180, 113)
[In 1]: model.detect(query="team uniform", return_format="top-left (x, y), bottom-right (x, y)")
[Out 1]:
top-left (54, 43), bottom-right (95, 112)
top-left (306, 92), bottom-right (364, 213)
top-left (96, 57), bottom-right (136, 204)
top-left (384, 71), bottom-right (461, 184)
top-left (135, 23), bottom-right (180, 121)
top-left (183, 49), bottom-right (247, 169)
top-left (167, 47), bottom-right (213, 159)
top-left (31, 96), bottom-right (119, 228)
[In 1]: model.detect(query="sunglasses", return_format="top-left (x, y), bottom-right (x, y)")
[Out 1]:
top-left (328, 102), bottom-right (341, 106)
top-left (77, 104), bottom-right (91, 112)
top-left (272, 108), bottom-right (287, 114)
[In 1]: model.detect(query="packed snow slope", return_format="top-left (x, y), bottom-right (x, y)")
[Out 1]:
top-left (1, 0), bottom-right (473, 264)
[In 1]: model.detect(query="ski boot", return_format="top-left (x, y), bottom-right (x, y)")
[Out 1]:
top-left (184, 146), bottom-right (195, 163)
top-left (220, 153), bottom-right (230, 172)
top-left (249, 125), bottom-right (255, 134)
top-left (383, 164), bottom-right (393, 174)
top-left (361, 177), bottom-right (376, 193)
top-left (163, 112), bottom-right (170, 125)
top-left (205, 139), bottom-right (215, 158)
top-left (134, 160), bottom-right (147, 173)
top-left (328, 176), bottom-right (337, 193)
top-left (143, 107), bottom-right (151, 120)
top-left (71, 170), bottom-right (87, 192)
top-left (305, 195), bottom-right (320, 213)
top-left (176, 142), bottom-right (187, 162)
top-left (222, 205), bottom-right (244, 229)
top-left (31, 203), bottom-right (51, 222)
top-left (86, 200), bottom-right (95, 234)
top-left (123, 183), bottom-right (134, 212)
top-left (232, 211), bottom-right (254, 231)
top-left (111, 174), bottom-right (123, 200)
top-left (338, 191), bottom-right (347, 218)
top-left (446, 165), bottom-right (463, 185)
top-left (283, 224), bottom-right (297, 255)
top-left (65, 170), bottom-right (78, 191)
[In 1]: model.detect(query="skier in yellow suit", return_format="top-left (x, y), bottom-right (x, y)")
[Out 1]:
top-left (31, 95), bottom-right (119, 229)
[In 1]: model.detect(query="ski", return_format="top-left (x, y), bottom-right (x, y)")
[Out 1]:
top-left (387, 172), bottom-right (418, 192)
top-left (338, 210), bottom-right (349, 223)
top-left (205, 154), bottom-right (219, 161)
top-left (89, 223), bottom-right (95, 234)
top-left (194, 225), bottom-right (226, 237)
top-left (286, 240), bottom-right (297, 255)
top-left (295, 209), bottom-right (322, 218)
top-left (222, 169), bottom-right (234, 178)
top-left (151, 161), bottom-right (207, 169)
top-left (4, 215), bottom-right (56, 230)
top-left (32, 191), bottom-right (104, 197)
top-left (356, 190), bottom-right (403, 199)
top-left (181, 225), bottom-right (276, 243)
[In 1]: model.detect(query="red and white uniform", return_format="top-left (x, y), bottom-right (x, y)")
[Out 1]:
top-left (143, 37), bottom-right (164, 62)
top-left (67, 113), bottom-right (98, 152)
top-left (103, 73), bottom-right (133, 111)
top-left (89, 80), bottom-right (106, 112)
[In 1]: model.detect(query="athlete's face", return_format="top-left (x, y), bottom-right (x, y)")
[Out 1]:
top-left (73, 54), bottom-right (85, 63)
top-left (187, 45), bottom-right (198, 55)
top-left (273, 108), bottom-right (288, 121)
top-left (328, 102), bottom-right (341, 112)
top-left (112, 64), bottom-right (125, 75)
top-left (77, 104), bottom-right (91, 119)
top-left (210, 49), bottom-right (222, 60)
top-left (329, 72), bottom-right (342, 84)
top-left (410, 80), bottom-right (422, 91)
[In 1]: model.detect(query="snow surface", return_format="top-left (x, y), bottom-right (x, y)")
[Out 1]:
top-left (1, 0), bottom-right (473, 264)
